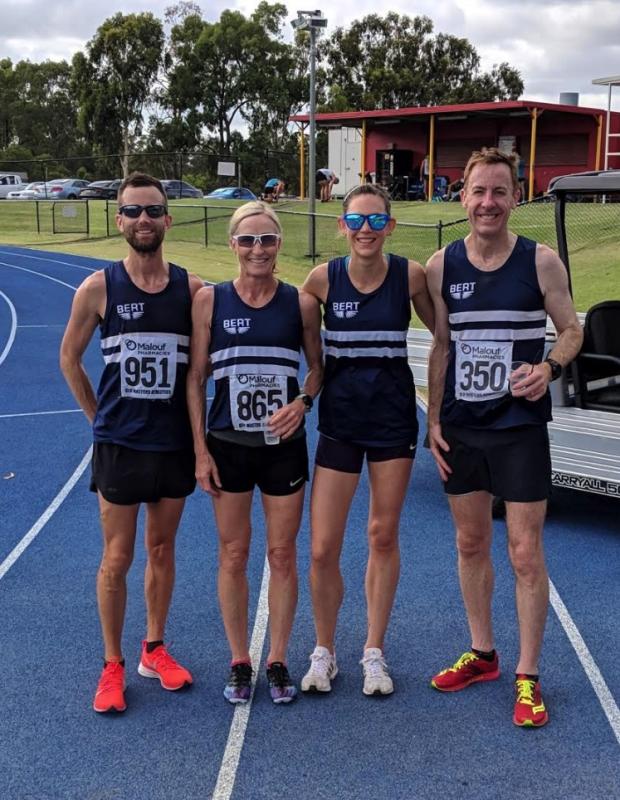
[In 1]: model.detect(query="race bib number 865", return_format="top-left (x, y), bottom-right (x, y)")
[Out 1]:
top-left (455, 341), bottom-right (512, 402)
top-left (230, 374), bottom-right (286, 431)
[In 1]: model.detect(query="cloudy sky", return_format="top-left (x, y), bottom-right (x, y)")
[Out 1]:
top-left (3, 0), bottom-right (620, 111)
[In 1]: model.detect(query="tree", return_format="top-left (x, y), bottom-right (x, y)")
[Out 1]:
top-left (321, 13), bottom-right (523, 111)
top-left (160, 3), bottom-right (305, 154)
top-left (72, 12), bottom-right (164, 176)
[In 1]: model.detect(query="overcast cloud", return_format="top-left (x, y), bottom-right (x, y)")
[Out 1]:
top-left (3, 0), bottom-right (620, 110)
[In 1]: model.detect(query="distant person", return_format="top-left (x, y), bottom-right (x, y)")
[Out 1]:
top-left (263, 177), bottom-right (285, 203)
top-left (444, 177), bottom-right (464, 202)
top-left (60, 172), bottom-right (203, 714)
top-left (421, 154), bottom-right (430, 200)
top-left (425, 147), bottom-right (583, 727)
top-left (512, 145), bottom-right (527, 199)
top-left (187, 201), bottom-right (323, 705)
top-left (316, 168), bottom-right (339, 202)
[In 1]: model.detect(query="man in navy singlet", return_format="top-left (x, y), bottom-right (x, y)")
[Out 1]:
top-left (425, 147), bottom-right (583, 727)
top-left (60, 173), bottom-right (204, 714)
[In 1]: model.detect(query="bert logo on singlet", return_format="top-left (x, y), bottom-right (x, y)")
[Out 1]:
top-left (450, 282), bottom-right (476, 300)
top-left (333, 301), bottom-right (359, 319)
top-left (116, 302), bottom-right (145, 320)
top-left (224, 318), bottom-right (251, 334)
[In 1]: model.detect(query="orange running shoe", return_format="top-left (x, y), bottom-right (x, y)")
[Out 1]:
top-left (138, 641), bottom-right (193, 691)
top-left (513, 675), bottom-right (549, 727)
top-left (431, 650), bottom-right (500, 692)
top-left (93, 661), bottom-right (126, 713)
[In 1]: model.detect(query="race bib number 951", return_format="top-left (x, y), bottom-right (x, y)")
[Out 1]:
top-left (230, 374), bottom-right (286, 431)
top-left (120, 333), bottom-right (178, 400)
top-left (455, 341), bottom-right (512, 402)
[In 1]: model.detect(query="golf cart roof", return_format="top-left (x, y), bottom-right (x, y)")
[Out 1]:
top-left (548, 170), bottom-right (620, 194)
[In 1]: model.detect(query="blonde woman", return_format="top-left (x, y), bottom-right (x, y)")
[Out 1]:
top-left (187, 202), bottom-right (323, 704)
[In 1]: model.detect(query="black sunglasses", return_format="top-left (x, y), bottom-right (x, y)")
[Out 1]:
top-left (118, 204), bottom-right (168, 219)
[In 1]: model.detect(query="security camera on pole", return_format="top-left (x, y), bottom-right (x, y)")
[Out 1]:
top-left (291, 10), bottom-right (327, 259)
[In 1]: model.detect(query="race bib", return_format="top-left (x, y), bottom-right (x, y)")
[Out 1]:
top-left (229, 374), bottom-right (287, 432)
top-left (455, 341), bottom-right (512, 402)
top-left (119, 333), bottom-right (178, 400)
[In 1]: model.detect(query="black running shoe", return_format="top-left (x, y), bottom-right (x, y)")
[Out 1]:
top-left (266, 661), bottom-right (298, 704)
top-left (223, 662), bottom-right (252, 704)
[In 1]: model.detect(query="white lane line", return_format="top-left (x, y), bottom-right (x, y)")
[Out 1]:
top-left (0, 261), bottom-right (78, 291)
top-left (0, 446), bottom-right (92, 581)
top-left (18, 324), bottom-right (65, 328)
top-left (0, 289), bottom-right (17, 366)
top-left (211, 559), bottom-right (271, 800)
top-left (0, 409), bottom-right (82, 419)
top-left (549, 580), bottom-right (620, 746)
top-left (0, 250), bottom-right (97, 272)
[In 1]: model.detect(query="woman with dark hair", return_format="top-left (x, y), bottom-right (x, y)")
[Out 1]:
top-left (300, 184), bottom-right (434, 696)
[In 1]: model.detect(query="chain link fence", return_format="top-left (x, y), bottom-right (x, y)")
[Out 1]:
top-left (0, 149), bottom-right (300, 197)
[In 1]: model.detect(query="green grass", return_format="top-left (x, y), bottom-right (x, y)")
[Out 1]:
top-left (0, 197), bottom-right (618, 312)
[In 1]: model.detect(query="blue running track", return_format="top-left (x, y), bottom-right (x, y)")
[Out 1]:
top-left (1, 246), bottom-right (619, 800)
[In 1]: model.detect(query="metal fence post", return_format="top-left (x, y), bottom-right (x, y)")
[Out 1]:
top-left (204, 206), bottom-right (208, 247)
top-left (35, 201), bottom-right (40, 234)
top-left (437, 220), bottom-right (443, 251)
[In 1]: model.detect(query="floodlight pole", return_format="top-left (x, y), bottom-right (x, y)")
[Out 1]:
top-left (292, 10), bottom-right (326, 259)
top-left (308, 24), bottom-right (317, 259)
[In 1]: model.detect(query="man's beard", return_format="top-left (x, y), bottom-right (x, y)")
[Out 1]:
top-left (125, 227), bottom-right (165, 254)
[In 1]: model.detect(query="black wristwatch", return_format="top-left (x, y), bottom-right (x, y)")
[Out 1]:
top-left (296, 393), bottom-right (313, 412)
top-left (544, 357), bottom-right (562, 381)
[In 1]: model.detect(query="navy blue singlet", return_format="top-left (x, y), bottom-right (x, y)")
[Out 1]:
top-left (208, 281), bottom-right (303, 433)
top-left (93, 260), bottom-right (193, 451)
top-left (441, 236), bottom-right (551, 429)
top-left (320, 254), bottom-right (417, 447)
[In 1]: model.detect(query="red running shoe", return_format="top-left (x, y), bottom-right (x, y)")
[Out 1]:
top-left (431, 650), bottom-right (500, 692)
top-left (93, 661), bottom-right (126, 713)
top-left (138, 641), bottom-right (193, 691)
top-left (513, 675), bottom-right (549, 727)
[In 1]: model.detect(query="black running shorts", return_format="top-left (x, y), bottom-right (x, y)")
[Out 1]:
top-left (207, 432), bottom-right (308, 495)
top-left (314, 434), bottom-right (417, 475)
top-left (441, 423), bottom-right (552, 502)
top-left (90, 442), bottom-right (196, 505)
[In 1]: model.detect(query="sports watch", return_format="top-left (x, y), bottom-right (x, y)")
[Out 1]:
top-left (544, 357), bottom-right (562, 381)
top-left (296, 393), bottom-right (314, 412)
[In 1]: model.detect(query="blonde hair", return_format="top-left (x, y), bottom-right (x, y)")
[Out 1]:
top-left (464, 147), bottom-right (518, 189)
top-left (228, 201), bottom-right (283, 237)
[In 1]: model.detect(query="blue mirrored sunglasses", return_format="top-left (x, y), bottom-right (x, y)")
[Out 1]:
top-left (118, 204), bottom-right (168, 219)
top-left (342, 212), bottom-right (391, 231)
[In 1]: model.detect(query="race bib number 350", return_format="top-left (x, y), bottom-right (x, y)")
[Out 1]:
top-left (230, 374), bottom-right (286, 432)
top-left (455, 341), bottom-right (512, 402)
top-left (120, 333), bottom-right (178, 400)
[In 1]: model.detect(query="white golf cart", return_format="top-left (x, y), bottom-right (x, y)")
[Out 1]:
top-left (408, 169), bottom-right (620, 499)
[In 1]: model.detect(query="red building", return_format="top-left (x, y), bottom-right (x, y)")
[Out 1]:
top-left (291, 100), bottom-right (620, 200)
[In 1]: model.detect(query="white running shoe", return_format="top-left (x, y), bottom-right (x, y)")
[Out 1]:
top-left (361, 648), bottom-right (394, 696)
top-left (301, 646), bottom-right (338, 693)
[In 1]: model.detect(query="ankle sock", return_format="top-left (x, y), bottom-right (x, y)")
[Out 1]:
top-left (472, 647), bottom-right (496, 661)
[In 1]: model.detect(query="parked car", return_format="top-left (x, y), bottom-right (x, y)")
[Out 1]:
top-left (0, 173), bottom-right (28, 199)
top-left (6, 182), bottom-right (46, 200)
top-left (205, 187), bottom-right (257, 201)
top-left (79, 179), bottom-right (122, 200)
top-left (160, 179), bottom-right (203, 199)
top-left (43, 178), bottom-right (91, 199)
